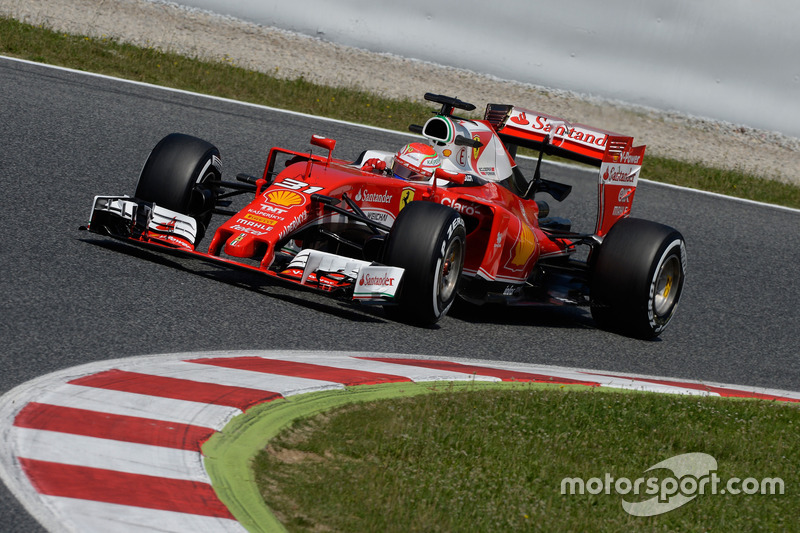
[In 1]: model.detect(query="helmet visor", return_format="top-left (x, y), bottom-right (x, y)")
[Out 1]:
top-left (392, 161), bottom-right (416, 180)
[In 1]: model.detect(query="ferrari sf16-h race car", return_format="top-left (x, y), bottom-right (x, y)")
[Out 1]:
top-left (84, 93), bottom-right (686, 338)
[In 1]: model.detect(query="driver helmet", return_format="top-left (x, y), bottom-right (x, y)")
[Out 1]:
top-left (392, 142), bottom-right (441, 181)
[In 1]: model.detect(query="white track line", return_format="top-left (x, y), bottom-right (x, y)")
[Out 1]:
top-left (39, 497), bottom-right (247, 533)
top-left (33, 383), bottom-right (241, 429)
top-left (11, 427), bottom-right (210, 482)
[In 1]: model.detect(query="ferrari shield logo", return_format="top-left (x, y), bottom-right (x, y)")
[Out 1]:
top-left (399, 188), bottom-right (415, 211)
top-left (472, 135), bottom-right (482, 160)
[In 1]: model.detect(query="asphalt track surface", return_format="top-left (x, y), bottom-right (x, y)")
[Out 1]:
top-left (1, 57), bottom-right (799, 531)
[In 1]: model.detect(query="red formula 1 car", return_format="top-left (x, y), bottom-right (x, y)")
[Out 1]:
top-left (84, 93), bottom-right (686, 338)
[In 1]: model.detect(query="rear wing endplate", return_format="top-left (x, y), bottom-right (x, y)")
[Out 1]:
top-left (594, 136), bottom-right (646, 236)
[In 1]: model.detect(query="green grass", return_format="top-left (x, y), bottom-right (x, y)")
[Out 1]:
top-left (0, 17), bottom-right (425, 133)
top-left (254, 385), bottom-right (799, 532)
top-left (1, 16), bottom-right (799, 209)
top-left (643, 155), bottom-right (800, 207)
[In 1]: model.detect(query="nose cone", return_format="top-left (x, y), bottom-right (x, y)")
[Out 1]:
top-left (224, 232), bottom-right (258, 258)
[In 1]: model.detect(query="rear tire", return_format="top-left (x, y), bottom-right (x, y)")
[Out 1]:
top-left (590, 218), bottom-right (687, 339)
top-left (135, 133), bottom-right (221, 244)
top-left (383, 202), bottom-right (466, 326)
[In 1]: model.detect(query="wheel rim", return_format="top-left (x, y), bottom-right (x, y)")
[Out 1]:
top-left (653, 255), bottom-right (682, 317)
top-left (438, 238), bottom-right (464, 302)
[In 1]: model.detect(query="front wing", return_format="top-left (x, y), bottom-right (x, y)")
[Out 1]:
top-left (84, 196), bottom-right (404, 304)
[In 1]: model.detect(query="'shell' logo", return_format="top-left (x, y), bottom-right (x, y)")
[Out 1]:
top-left (266, 190), bottom-right (304, 207)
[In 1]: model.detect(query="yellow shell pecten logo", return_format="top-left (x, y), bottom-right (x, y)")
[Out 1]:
top-left (266, 189), bottom-right (304, 207)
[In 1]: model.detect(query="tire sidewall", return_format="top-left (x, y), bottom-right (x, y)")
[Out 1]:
top-left (135, 133), bottom-right (221, 215)
top-left (431, 214), bottom-right (466, 318)
top-left (591, 218), bottom-right (687, 338)
top-left (384, 202), bottom-right (466, 325)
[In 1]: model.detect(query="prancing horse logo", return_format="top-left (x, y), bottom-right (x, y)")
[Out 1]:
top-left (400, 188), bottom-right (415, 211)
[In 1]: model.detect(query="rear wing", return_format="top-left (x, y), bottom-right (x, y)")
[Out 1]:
top-left (485, 104), bottom-right (623, 167)
top-left (484, 104), bottom-right (646, 236)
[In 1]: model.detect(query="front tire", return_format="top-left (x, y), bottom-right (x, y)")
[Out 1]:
top-left (135, 133), bottom-right (221, 244)
top-left (383, 202), bottom-right (466, 326)
top-left (590, 218), bottom-right (687, 339)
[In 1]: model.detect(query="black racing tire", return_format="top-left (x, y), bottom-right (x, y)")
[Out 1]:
top-left (383, 201), bottom-right (466, 326)
top-left (590, 218), bottom-right (687, 339)
top-left (135, 133), bottom-right (221, 244)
